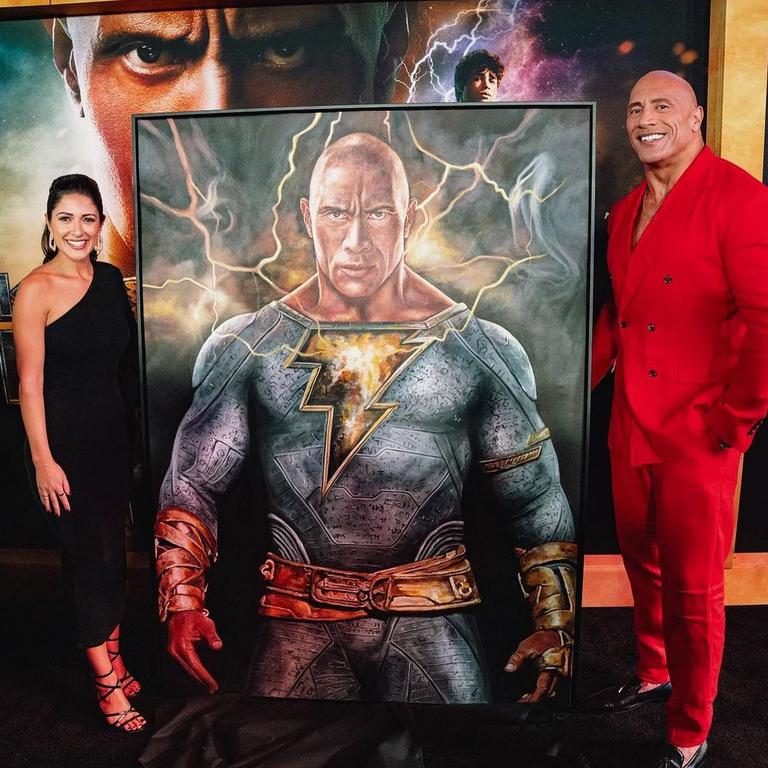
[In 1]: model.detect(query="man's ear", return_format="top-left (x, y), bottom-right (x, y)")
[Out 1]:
top-left (300, 198), bottom-right (313, 238)
top-left (691, 105), bottom-right (704, 132)
top-left (51, 20), bottom-right (84, 118)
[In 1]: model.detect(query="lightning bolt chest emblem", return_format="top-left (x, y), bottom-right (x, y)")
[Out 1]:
top-left (285, 327), bottom-right (436, 496)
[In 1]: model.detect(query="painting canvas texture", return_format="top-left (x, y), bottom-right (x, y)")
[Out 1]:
top-left (136, 104), bottom-right (592, 705)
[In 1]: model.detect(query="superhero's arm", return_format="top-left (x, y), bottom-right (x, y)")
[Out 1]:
top-left (154, 314), bottom-right (256, 691)
top-left (157, 313), bottom-right (255, 540)
top-left (469, 319), bottom-right (576, 701)
top-left (705, 184), bottom-right (768, 451)
top-left (472, 320), bottom-right (575, 548)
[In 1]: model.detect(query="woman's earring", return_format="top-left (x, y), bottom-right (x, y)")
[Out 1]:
top-left (96, 235), bottom-right (103, 255)
top-left (48, 232), bottom-right (57, 251)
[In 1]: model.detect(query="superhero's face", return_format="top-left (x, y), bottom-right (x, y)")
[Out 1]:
top-left (461, 68), bottom-right (499, 102)
top-left (625, 72), bottom-right (703, 166)
top-left (302, 156), bottom-right (415, 300)
top-left (47, 193), bottom-right (103, 263)
top-left (54, 7), bottom-right (372, 262)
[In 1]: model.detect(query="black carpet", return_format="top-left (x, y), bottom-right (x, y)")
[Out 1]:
top-left (0, 602), bottom-right (766, 768)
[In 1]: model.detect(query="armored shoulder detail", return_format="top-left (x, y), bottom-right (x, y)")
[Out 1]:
top-left (459, 316), bottom-right (537, 401)
top-left (192, 304), bottom-right (281, 388)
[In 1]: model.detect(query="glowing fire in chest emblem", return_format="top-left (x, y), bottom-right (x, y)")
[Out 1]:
top-left (286, 329), bottom-right (434, 496)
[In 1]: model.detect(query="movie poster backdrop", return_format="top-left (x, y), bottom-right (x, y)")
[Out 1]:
top-left (0, 3), bottom-right (710, 550)
top-left (136, 103), bottom-right (592, 704)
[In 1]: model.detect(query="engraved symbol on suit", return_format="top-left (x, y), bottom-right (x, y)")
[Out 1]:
top-left (286, 327), bottom-right (436, 496)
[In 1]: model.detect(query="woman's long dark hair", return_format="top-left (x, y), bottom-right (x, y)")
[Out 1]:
top-left (41, 174), bottom-right (106, 264)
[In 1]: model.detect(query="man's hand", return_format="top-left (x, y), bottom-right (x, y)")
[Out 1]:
top-left (505, 628), bottom-right (570, 703)
top-left (167, 610), bottom-right (223, 693)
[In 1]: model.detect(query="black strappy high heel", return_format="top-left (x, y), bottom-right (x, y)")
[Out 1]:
top-left (91, 669), bottom-right (145, 732)
top-left (106, 632), bottom-right (141, 698)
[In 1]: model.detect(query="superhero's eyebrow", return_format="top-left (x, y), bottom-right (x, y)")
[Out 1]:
top-left (92, 13), bottom-right (345, 51)
top-left (93, 32), bottom-right (194, 57)
top-left (93, 16), bottom-right (195, 51)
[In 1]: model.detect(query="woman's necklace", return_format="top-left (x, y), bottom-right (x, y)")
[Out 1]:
top-left (641, 187), bottom-right (665, 220)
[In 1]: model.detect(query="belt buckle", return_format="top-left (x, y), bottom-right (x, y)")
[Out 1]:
top-left (311, 570), bottom-right (372, 609)
top-left (368, 574), bottom-right (393, 611)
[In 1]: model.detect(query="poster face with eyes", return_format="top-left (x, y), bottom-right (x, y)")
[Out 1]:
top-left (136, 104), bottom-right (592, 704)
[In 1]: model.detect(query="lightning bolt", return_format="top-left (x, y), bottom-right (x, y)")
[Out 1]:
top-left (397, 0), bottom-right (524, 103)
top-left (324, 111), bottom-right (344, 148)
top-left (403, 110), bottom-right (564, 276)
top-left (141, 113), bottom-right (325, 358)
top-left (286, 328), bottom-right (436, 496)
top-left (255, 111), bottom-right (323, 283)
top-left (398, 1), bottom-right (495, 102)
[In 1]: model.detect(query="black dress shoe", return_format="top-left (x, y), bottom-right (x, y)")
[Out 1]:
top-left (654, 741), bottom-right (707, 767)
top-left (583, 677), bottom-right (672, 713)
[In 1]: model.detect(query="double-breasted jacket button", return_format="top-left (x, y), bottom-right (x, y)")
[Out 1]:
top-left (619, 320), bottom-right (628, 328)
top-left (648, 369), bottom-right (658, 377)
top-left (647, 322), bottom-right (656, 332)
top-left (663, 275), bottom-right (673, 284)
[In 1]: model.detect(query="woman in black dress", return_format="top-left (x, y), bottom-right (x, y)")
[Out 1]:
top-left (13, 175), bottom-right (145, 732)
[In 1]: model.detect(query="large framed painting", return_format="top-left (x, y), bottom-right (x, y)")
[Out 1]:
top-left (135, 103), bottom-right (593, 706)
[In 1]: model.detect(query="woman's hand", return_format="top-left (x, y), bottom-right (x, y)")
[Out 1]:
top-left (35, 460), bottom-right (71, 516)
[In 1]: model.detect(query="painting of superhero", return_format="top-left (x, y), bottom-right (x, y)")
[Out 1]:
top-left (136, 104), bottom-right (592, 705)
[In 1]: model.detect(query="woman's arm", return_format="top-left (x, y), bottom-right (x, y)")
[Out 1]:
top-left (13, 276), bottom-right (71, 516)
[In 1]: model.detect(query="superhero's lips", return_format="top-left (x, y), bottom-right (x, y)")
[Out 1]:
top-left (338, 264), bottom-right (374, 274)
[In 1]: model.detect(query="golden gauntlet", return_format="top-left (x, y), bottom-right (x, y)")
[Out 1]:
top-left (516, 541), bottom-right (578, 677)
top-left (154, 508), bottom-right (217, 622)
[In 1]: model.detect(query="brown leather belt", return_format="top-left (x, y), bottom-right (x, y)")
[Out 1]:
top-left (258, 546), bottom-right (481, 621)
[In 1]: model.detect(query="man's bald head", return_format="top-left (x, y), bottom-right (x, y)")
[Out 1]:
top-left (300, 132), bottom-right (416, 300)
top-left (630, 70), bottom-right (699, 112)
top-left (626, 69), bottom-right (704, 169)
top-left (307, 133), bottom-right (410, 215)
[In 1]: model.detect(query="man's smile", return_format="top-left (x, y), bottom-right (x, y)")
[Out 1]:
top-left (639, 133), bottom-right (666, 143)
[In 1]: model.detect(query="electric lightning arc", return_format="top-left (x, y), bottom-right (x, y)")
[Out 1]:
top-left (286, 328), bottom-right (436, 496)
top-left (399, 0), bottom-right (500, 102)
top-left (324, 112), bottom-right (343, 149)
top-left (256, 111), bottom-right (323, 283)
top-left (143, 111), bottom-right (329, 352)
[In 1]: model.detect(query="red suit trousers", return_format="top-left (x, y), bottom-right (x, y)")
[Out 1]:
top-left (610, 447), bottom-right (740, 747)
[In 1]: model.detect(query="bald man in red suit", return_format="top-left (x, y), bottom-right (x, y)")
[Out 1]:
top-left (587, 71), bottom-right (768, 768)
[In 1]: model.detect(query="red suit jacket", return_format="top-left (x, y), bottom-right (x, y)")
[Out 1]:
top-left (592, 147), bottom-right (768, 464)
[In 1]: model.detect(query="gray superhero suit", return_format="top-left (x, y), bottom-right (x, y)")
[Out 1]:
top-left (156, 301), bottom-right (576, 703)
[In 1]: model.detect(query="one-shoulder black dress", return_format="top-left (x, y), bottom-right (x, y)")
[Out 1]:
top-left (26, 261), bottom-right (137, 648)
